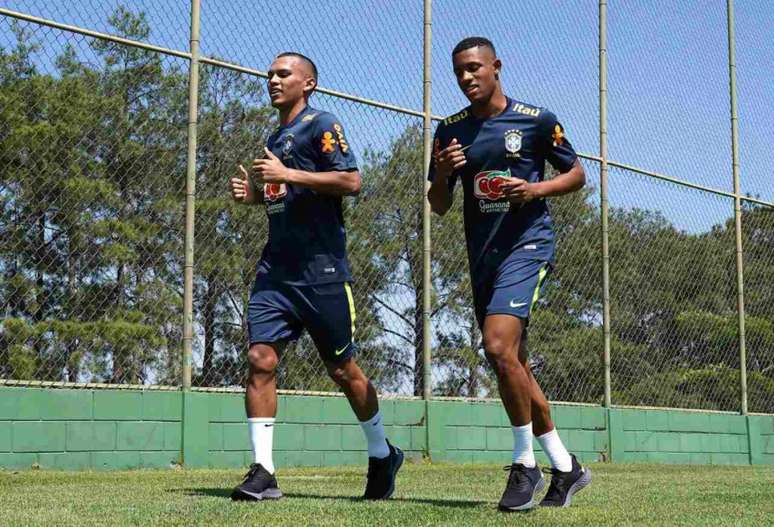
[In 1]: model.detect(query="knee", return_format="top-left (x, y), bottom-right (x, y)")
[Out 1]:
top-left (483, 335), bottom-right (519, 372)
top-left (327, 365), bottom-right (349, 387)
top-left (326, 359), bottom-right (362, 388)
top-left (247, 345), bottom-right (278, 376)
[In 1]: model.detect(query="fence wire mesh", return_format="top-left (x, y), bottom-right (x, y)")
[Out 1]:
top-left (608, 167), bottom-right (742, 411)
top-left (200, 0), bottom-right (423, 111)
top-left (735, 2), bottom-right (773, 203)
top-left (0, 2), bottom-right (772, 414)
top-left (608, 1), bottom-right (732, 193)
top-left (2, 0), bottom-right (188, 51)
top-left (0, 17), bottom-right (187, 386)
top-left (740, 203), bottom-right (774, 413)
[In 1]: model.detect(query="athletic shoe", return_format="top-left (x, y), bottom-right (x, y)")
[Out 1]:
top-left (230, 463), bottom-right (283, 501)
top-left (539, 454), bottom-right (592, 507)
top-left (498, 463), bottom-right (545, 511)
top-left (363, 440), bottom-right (404, 500)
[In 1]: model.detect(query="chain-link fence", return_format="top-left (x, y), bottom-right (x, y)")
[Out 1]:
top-left (1, 1), bottom-right (772, 415)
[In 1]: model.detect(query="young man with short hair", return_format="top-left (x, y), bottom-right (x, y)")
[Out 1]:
top-left (228, 52), bottom-right (402, 502)
top-left (428, 37), bottom-right (592, 511)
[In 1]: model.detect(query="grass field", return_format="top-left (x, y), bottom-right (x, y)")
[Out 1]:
top-left (1, 462), bottom-right (773, 526)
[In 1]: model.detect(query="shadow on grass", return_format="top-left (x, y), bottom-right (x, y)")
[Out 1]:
top-left (180, 488), bottom-right (488, 509)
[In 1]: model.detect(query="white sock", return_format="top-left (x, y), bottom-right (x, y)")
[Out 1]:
top-left (360, 411), bottom-right (390, 459)
top-left (512, 422), bottom-right (536, 467)
top-left (248, 417), bottom-right (275, 474)
top-left (536, 428), bottom-right (573, 472)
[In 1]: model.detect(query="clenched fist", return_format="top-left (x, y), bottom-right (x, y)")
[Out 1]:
top-left (229, 164), bottom-right (256, 204)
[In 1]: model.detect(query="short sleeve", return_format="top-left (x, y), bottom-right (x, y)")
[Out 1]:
top-left (538, 110), bottom-right (577, 173)
top-left (314, 112), bottom-right (358, 171)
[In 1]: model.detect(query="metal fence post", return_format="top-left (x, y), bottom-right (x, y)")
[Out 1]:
top-left (599, 0), bottom-right (612, 408)
top-left (182, 0), bottom-right (201, 391)
top-left (422, 0), bottom-right (433, 401)
top-left (726, 0), bottom-right (748, 415)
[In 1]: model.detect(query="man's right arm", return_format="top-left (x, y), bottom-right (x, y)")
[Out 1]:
top-left (428, 172), bottom-right (453, 216)
top-left (427, 135), bottom-right (465, 216)
top-left (229, 164), bottom-right (264, 205)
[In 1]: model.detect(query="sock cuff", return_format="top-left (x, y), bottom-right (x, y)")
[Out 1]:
top-left (512, 422), bottom-right (533, 433)
top-left (248, 417), bottom-right (275, 425)
top-left (360, 411), bottom-right (383, 426)
top-left (536, 428), bottom-right (559, 440)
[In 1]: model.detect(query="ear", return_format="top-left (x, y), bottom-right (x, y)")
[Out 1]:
top-left (303, 76), bottom-right (317, 98)
top-left (493, 58), bottom-right (502, 80)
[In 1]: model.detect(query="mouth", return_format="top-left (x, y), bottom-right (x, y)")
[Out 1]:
top-left (269, 88), bottom-right (282, 98)
top-left (463, 85), bottom-right (479, 96)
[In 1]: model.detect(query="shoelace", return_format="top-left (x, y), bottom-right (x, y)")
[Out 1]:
top-left (241, 464), bottom-right (261, 483)
top-left (502, 464), bottom-right (530, 489)
top-left (542, 466), bottom-right (572, 480)
top-left (541, 467), bottom-right (569, 498)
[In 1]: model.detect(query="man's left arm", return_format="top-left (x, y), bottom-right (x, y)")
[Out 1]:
top-left (254, 150), bottom-right (361, 196)
top-left (253, 114), bottom-right (361, 196)
top-left (529, 158), bottom-right (585, 199)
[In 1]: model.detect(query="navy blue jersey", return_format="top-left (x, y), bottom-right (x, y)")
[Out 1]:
top-left (257, 105), bottom-right (358, 285)
top-left (428, 97), bottom-right (577, 283)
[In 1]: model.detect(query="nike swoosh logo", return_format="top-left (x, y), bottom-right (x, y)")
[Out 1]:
top-left (510, 301), bottom-right (527, 308)
top-left (334, 345), bottom-right (348, 356)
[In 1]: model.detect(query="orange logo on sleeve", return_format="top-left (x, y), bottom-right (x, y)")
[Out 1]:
top-left (321, 131), bottom-right (336, 153)
top-left (552, 124), bottom-right (565, 147)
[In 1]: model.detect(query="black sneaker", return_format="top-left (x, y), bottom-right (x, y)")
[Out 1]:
top-left (498, 463), bottom-right (545, 512)
top-left (539, 454), bottom-right (592, 508)
top-left (230, 463), bottom-right (283, 501)
top-left (363, 440), bottom-right (404, 500)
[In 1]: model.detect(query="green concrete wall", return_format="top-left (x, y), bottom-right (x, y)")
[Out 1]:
top-left (0, 387), bottom-right (181, 470)
top-left (1, 387), bottom-right (772, 470)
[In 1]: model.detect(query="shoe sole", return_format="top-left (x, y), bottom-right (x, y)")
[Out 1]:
top-left (498, 475), bottom-right (545, 512)
top-left (230, 487), bottom-right (283, 501)
top-left (561, 467), bottom-right (591, 507)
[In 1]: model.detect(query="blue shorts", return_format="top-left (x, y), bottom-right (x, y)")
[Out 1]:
top-left (473, 256), bottom-right (552, 330)
top-left (247, 274), bottom-right (357, 364)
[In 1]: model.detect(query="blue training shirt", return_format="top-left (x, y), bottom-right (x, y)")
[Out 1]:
top-left (428, 97), bottom-right (577, 284)
top-left (257, 105), bottom-right (358, 285)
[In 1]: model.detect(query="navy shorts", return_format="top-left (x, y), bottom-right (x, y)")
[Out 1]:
top-left (247, 274), bottom-right (357, 364)
top-left (473, 256), bottom-right (552, 330)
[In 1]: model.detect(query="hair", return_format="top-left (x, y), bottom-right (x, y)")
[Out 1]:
top-left (276, 52), bottom-right (318, 82)
top-left (452, 36), bottom-right (496, 57)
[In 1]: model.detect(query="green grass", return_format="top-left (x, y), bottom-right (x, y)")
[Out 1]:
top-left (1, 463), bottom-right (773, 526)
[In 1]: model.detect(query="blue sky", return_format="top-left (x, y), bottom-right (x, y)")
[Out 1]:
top-left (3, 0), bottom-right (772, 230)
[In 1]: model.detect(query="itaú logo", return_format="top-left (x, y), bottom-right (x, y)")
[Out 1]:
top-left (264, 183), bottom-right (287, 202)
top-left (473, 170), bottom-right (509, 201)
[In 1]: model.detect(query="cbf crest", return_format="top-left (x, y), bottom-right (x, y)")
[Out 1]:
top-left (504, 129), bottom-right (522, 158)
top-left (281, 133), bottom-right (294, 158)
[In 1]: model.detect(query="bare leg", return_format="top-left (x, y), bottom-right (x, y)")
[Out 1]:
top-left (483, 314), bottom-right (532, 426)
top-left (516, 335), bottom-right (555, 436)
top-left (325, 357), bottom-right (379, 421)
top-left (245, 342), bottom-right (284, 417)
